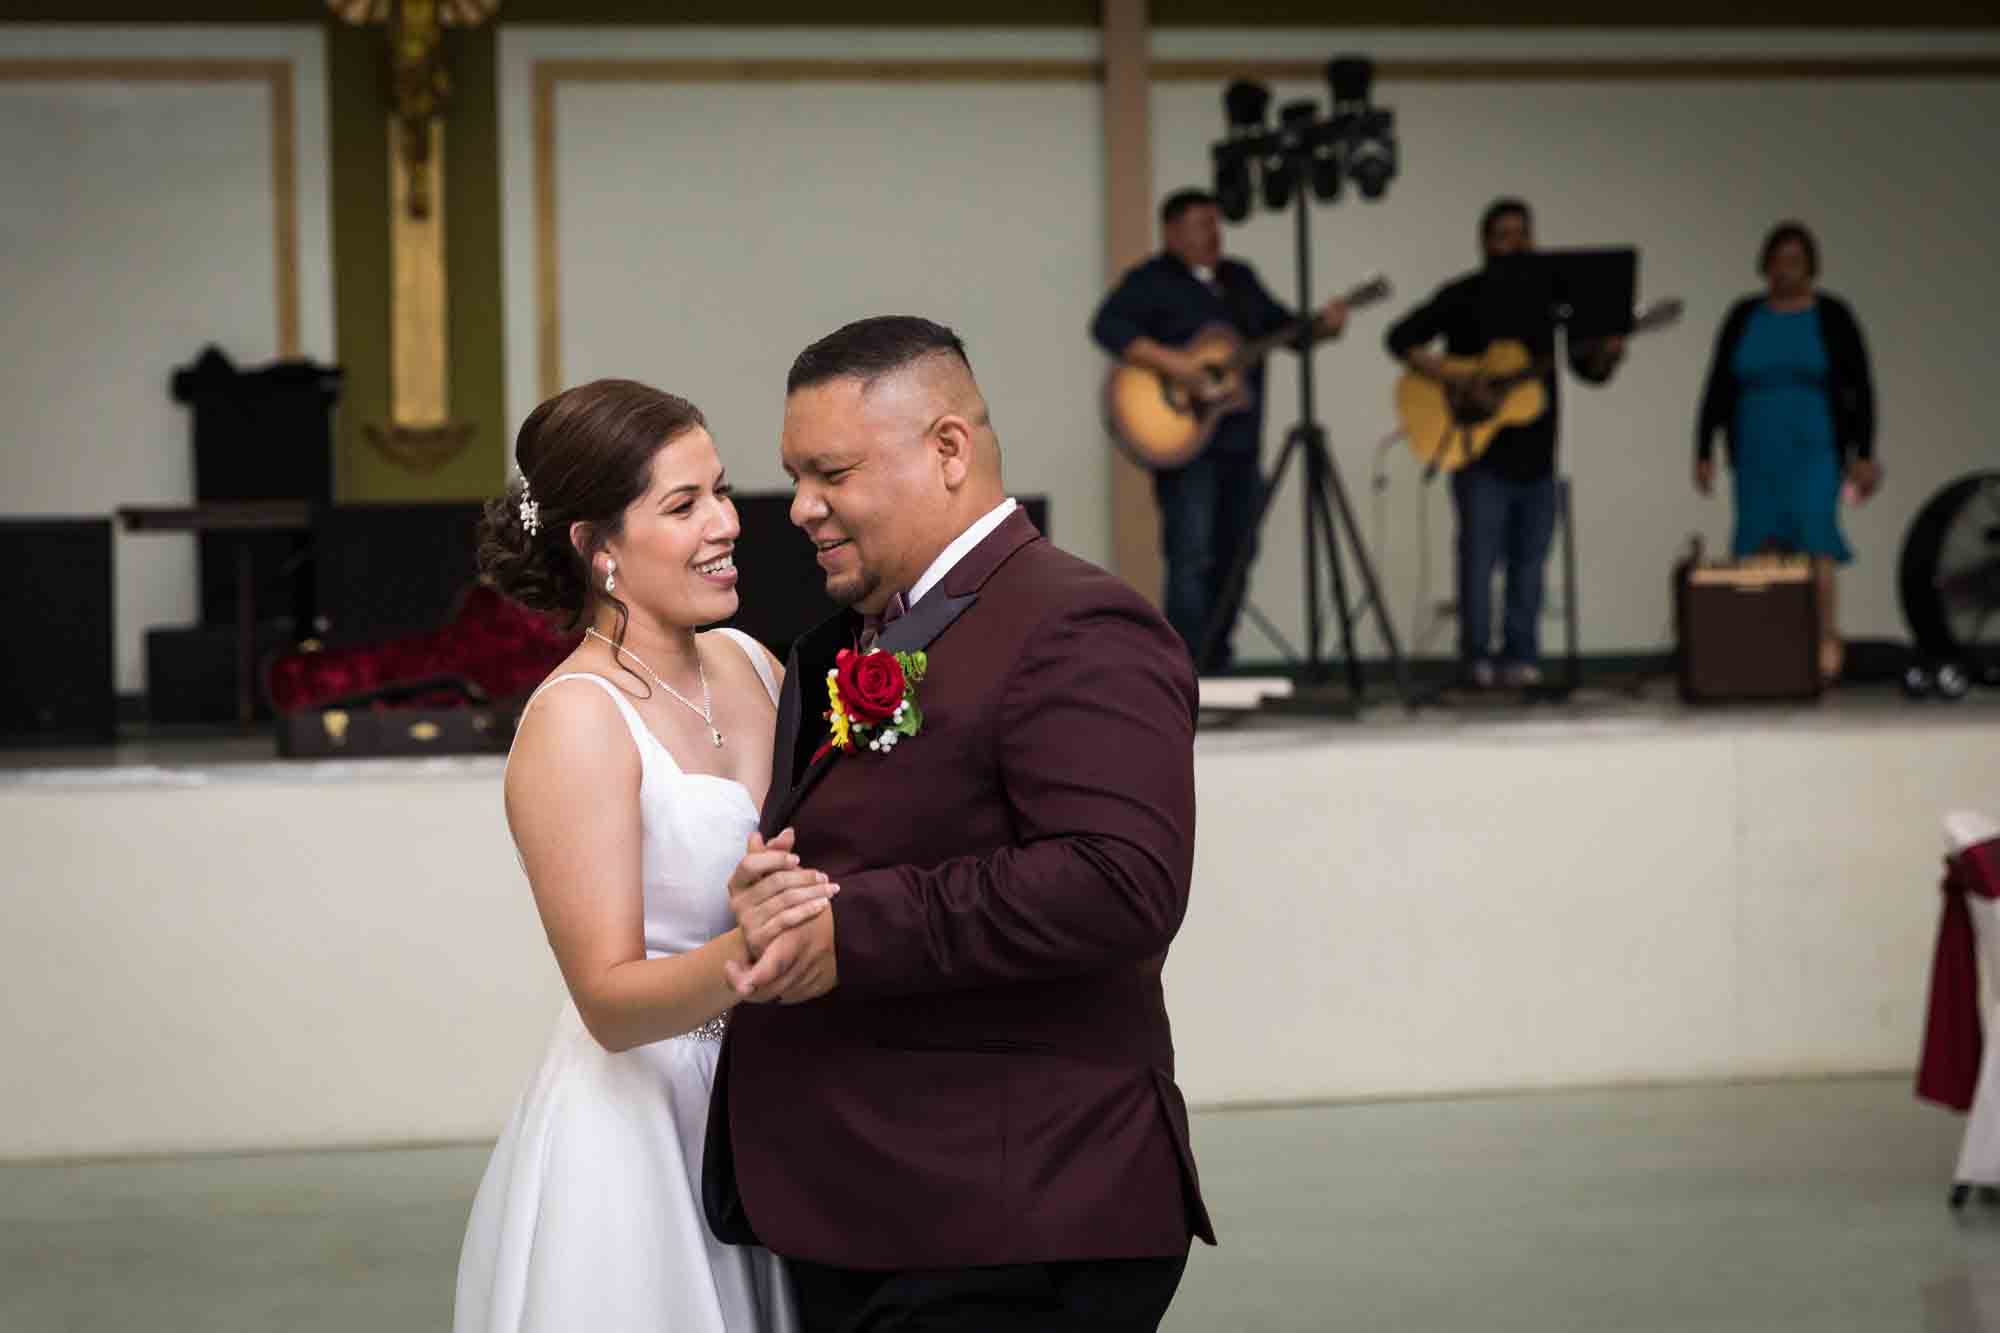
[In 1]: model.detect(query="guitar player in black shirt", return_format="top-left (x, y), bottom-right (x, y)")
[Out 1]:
top-left (1385, 199), bottom-right (1626, 690)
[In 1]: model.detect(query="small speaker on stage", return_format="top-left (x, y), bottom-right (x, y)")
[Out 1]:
top-left (1675, 557), bottom-right (1821, 702)
top-left (722, 496), bottom-right (1050, 657)
top-left (145, 621), bottom-right (297, 725)
top-left (0, 518), bottom-right (116, 745)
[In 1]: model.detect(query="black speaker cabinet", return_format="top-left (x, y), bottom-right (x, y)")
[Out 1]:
top-left (0, 518), bottom-right (116, 744)
top-left (312, 502), bottom-right (484, 642)
top-left (171, 345), bottom-right (341, 626)
top-left (721, 495), bottom-right (1050, 657)
top-left (145, 621), bottom-right (297, 725)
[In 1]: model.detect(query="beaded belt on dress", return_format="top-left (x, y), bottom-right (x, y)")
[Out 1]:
top-left (686, 1012), bottom-right (729, 1042)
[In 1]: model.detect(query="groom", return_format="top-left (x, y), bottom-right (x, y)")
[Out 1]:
top-left (703, 316), bottom-right (1213, 1331)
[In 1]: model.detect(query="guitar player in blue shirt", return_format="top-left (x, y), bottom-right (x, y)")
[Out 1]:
top-left (1091, 188), bottom-right (1347, 671)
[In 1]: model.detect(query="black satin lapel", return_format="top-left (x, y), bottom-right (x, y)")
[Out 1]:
top-left (759, 615), bottom-right (849, 839)
top-left (877, 590), bottom-right (977, 656)
top-left (763, 746), bottom-right (839, 841)
top-left (788, 617), bottom-right (850, 783)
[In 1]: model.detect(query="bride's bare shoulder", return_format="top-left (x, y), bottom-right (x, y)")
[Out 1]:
top-left (506, 672), bottom-right (640, 793)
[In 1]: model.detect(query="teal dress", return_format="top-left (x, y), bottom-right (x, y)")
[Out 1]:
top-left (1729, 303), bottom-right (1851, 562)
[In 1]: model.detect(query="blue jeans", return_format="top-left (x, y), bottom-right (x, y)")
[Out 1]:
top-left (1452, 468), bottom-right (1558, 667)
top-left (1154, 446), bottom-right (1263, 670)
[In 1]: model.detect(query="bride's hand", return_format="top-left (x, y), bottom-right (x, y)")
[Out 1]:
top-left (728, 829), bottom-right (839, 961)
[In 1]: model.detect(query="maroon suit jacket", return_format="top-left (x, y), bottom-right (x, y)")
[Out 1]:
top-left (703, 509), bottom-right (1214, 1269)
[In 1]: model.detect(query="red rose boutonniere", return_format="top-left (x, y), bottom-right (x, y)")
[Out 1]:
top-left (826, 648), bottom-right (927, 755)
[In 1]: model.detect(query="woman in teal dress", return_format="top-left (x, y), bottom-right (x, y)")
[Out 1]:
top-left (1696, 222), bottom-right (1881, 683)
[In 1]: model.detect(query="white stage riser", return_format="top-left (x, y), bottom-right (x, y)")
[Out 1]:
top-left (3, 712), bottom-right (1994, 1160)
top-left (1171, 714), bottom-right (1997, 1106)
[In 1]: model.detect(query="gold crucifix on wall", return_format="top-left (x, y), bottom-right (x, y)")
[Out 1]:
top-left (330, 0), bottom-right (499, 472)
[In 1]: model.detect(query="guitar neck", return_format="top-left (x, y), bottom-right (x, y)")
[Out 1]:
top-left (1226, 278), bottom-right (1389, 369)
top-left (1477, 300), bottom-right (1681, 384)
top-left (1232, 317), bottom-right (1319, 369)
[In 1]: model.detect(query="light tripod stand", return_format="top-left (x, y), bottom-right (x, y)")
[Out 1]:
top-left (1194, 60), bottom-right (1412, 712)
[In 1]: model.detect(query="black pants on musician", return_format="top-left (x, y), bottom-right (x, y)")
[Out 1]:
top-left (787, 1249), bottom-right (1190, 1333)
top-left (1154, 444), bottom-right (1263, 672)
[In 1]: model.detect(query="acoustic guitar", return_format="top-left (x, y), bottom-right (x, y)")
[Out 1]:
top-left (1395, 298), bottom-right (1683, 475)
top-left (1104, 273), bottom-right (1392, 471)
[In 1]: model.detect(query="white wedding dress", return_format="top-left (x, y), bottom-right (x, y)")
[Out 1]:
top-left (455, 629), bottom-right (798, 1333)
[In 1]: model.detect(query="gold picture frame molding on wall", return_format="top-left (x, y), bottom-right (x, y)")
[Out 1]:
top-left (0, 57), bottom-right (302, 359)
top-left (528, 51), bottom-right (2000, 402)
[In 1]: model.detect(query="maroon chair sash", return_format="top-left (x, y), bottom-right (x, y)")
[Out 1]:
top-left (1917, 837), bottom-right (2000, 1113)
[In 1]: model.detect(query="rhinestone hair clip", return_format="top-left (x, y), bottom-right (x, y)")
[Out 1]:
top-left (518, 477), bottom-right (541, 536)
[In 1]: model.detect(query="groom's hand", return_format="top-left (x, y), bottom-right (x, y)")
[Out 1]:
top-left (728, 829), bottom-right (838, 961)
top-left (725, 908), bottom-right (837, 1004)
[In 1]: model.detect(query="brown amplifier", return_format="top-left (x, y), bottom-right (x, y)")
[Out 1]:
top-left (1674, 556), bottom-right (1822, 703)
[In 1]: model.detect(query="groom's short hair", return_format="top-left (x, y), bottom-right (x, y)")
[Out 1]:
top-left (787, 316), bottom-right (972, 395)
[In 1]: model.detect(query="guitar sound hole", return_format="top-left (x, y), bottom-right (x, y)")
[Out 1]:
top-left (1450, 392), bottom-right (1496, 427)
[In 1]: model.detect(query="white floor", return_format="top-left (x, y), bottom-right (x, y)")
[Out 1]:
top-left (5, 1077), bottom-right (1996, 1333)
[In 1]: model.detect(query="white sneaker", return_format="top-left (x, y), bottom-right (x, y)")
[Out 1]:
top-left (1500, 662), bottom-right (1543, 689)
top-left (1465, 660), bottom-right (1497, 690)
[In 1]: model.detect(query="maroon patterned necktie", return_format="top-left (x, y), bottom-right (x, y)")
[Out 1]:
top-left (857, 591), bottom-right (909, 654)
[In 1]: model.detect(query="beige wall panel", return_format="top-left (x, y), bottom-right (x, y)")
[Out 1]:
top-left (0, 26), bottom-right (334, 695)
top-left (1149, 33), bottom-right (2000, 658)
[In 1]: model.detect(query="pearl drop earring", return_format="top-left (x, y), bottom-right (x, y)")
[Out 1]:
top-left (604, 559), bottom-right (617, 594)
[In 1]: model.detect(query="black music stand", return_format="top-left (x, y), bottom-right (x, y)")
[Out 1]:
top-left (1535, 248), bottom-right (1635, 702)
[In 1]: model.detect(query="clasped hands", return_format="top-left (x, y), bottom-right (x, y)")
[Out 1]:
top-left (722, 828), bottom-right (840, 1005)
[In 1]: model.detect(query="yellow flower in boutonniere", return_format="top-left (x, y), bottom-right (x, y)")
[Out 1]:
top-left (825, 669), bottom-right (852, 753)
top-left (826, 648), bottom-right (927, 755)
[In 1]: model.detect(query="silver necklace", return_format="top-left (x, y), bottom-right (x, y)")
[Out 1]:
top-left (584, 628), bottom-right (722, 748)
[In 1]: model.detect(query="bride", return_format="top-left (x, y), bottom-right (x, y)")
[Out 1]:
top-left (456, 379), bottom-right (823, 1332)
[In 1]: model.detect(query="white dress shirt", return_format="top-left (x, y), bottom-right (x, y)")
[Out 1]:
top-left (906, 497), bottom-right (1020, 608)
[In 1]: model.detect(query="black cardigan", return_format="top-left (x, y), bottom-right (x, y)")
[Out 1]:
top-left (1696, 292), bottom-right (1875, 465)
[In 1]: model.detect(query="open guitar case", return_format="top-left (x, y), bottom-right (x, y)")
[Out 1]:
top-left (264, 581), bottom-right (580, 759)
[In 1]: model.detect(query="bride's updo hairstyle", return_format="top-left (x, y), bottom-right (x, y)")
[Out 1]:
top-left (478, 379), bottom-right (708, 631)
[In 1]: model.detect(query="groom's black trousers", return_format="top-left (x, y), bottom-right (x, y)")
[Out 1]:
top-left (787, 1248), bottom-right (1190, 1333)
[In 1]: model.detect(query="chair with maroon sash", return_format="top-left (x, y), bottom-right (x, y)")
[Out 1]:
top-left (1917, 811), bottom-right (2000, 1210)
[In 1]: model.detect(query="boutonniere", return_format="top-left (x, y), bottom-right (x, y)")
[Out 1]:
top-left (826, 647), bottom-right (927, 755)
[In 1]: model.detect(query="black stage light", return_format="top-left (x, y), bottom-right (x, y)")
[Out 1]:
top-left (1212, 142), bottom-right (1253, 222)
top-left (1259, 152), bottom-right (1294, 210)
top-left (1214, 80), bottom-right (1272, 223)
top-left (1223, 78), bottom-right (1272, 131)
top-left (1326, 56), bottom-right (1373, 110)
top-left (1348, 108), bottom-right (1398, 200)
top-left (1325, 56), bottom-right (1396, 202)
top-left (1259, 141), bottom-right (1296, 210)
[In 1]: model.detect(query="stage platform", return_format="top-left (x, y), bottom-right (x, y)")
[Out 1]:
top-left (4, 687), bottom-right (1996, 1160)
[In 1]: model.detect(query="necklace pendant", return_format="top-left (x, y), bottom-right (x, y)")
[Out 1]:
top-left (711, 727), bottom-right (724, 749)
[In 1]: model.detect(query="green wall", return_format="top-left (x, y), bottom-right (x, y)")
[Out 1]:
top-left (327, 22), bottom-right (508, 502)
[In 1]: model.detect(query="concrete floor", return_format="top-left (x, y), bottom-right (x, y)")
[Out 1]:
top-left (3, 1077), bottom-right (1995, 1333)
